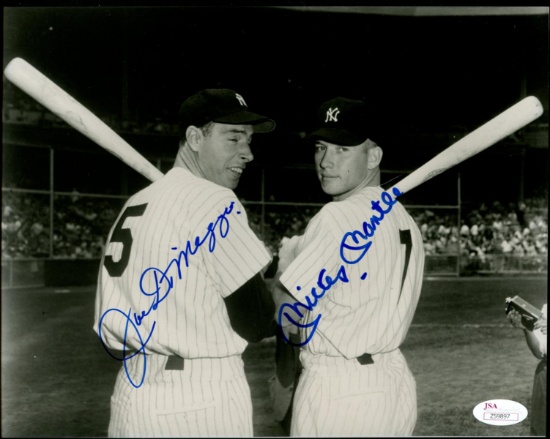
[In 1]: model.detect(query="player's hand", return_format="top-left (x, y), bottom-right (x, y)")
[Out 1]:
top-left (277, 235), bottom-right (301, 274)
top-left (277, 303), bottom-right (303, 331)
top-left (507, 309), bottom-right (526, 330)
top-left (533, 317), bottom-right (547, 334)
top-left (282, 323), bottom-right (299, 336)
top-left (272, 281), bottom-right (302, 331)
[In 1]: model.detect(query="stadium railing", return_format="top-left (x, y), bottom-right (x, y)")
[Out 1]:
top-left (2, 254), bottom-right (546, 289)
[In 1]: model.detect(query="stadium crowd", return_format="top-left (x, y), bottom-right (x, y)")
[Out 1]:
top-left (2, 192), bottom-right (121, 259)
top-left (412, 199), bottom-right (547, 273)
top-left (2, 191), bottom-right (547, 274)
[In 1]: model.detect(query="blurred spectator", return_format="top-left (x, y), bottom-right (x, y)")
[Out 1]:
top-left (516, 201), bottom-right (527, 227)
top-left (501, 234), bottom-right (513, 254)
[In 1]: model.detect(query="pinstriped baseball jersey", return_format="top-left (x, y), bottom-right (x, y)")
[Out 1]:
top-left (279, 185), bottom-right (424, 436)
top-left (280, 186), bottom-right (425, 358)
top-left (94, 166), bottom-right (271, 437)
top-left (94, 166), bottom-right (271, 358)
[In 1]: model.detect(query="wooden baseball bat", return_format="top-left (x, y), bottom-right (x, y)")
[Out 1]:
top-left (388, 96), bottom-right (543, 196)
top-left (3, 57), bottom-right (164, 182)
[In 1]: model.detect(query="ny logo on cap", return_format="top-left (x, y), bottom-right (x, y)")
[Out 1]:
top-left (325, 107), bottom-right (340, 123)
top-left (235, 93), bottom-right (247, 107)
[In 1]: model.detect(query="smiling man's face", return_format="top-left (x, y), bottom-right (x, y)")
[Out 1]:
top-left (197, 123), bottom-right (254, 189)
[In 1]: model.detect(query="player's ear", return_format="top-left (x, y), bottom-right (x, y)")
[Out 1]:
top-left (186, 125), bottom-right (204, 152)
top-left (367, 143), bottom-right (383, 170)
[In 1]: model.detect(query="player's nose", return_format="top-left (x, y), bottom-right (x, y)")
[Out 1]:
top-left (239, 143), bottom-right (254, 162)
top-left (319, 149), bottom-right (334, 169)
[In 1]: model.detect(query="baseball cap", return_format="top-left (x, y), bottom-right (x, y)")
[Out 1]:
top-left (307, 97), bottom-right (375, 146)
top-left (179, 88), bottom-right (275, 134)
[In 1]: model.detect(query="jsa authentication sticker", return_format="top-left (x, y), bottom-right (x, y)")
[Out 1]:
top-left (473, 399), bottom-right (528, 426)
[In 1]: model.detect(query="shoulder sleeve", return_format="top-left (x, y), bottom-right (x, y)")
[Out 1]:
top-left (279, 205), bottom-right (341, 303)
top-left (189, 189), bottom-right (272, 298)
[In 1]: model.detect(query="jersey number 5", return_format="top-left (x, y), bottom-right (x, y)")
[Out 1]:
top-left (399, 229), bottom-right (412, 300)
top-left (104, 203), bottom-right (148, 277)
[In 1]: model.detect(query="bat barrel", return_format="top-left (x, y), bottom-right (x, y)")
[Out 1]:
top-left (389, 96), bottom-right (543, 196)
top-left (4, 57), bottom-right (165, 182)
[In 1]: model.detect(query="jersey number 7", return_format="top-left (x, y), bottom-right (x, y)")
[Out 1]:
top-left (399, 229), bottom-right (412, 301)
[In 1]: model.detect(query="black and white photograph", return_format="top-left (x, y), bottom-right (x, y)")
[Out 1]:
top-left (2, 5), bottom-right (548, 437)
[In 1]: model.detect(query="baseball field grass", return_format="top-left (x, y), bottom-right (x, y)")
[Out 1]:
top-left (1, 276), bottom-right (546, 437)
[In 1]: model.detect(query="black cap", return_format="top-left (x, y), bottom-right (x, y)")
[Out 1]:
top-left (179, 89), bottom-right (275, 134)
top-left (307, 97), bottom-right (375, 146)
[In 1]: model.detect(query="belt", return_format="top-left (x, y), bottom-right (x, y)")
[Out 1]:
top-left (166, 353), bottom-right (373, 370)
top-left (165, 355), bottom-right (184, 370)
top-left (356, 353), bottom-right (374, 365)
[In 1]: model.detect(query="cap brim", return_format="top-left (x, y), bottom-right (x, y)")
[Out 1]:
top-left (306, 127), bottom-right (367, 146)
top-left (214, 110), bottom-right (276, 133)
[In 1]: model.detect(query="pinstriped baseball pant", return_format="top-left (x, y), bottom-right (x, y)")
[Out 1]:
top-left (290, 349), bottom-right (417, 437)
top-left (108, 355), bottom-right (253, 437)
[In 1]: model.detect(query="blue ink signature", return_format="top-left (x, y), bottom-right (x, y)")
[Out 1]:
top-left (278, 187), bottom-right (402, 346)
top-left (98, 201), bottom-right (238, 388)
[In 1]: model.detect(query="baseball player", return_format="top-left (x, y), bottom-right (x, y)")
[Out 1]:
top-left (272, 97), bottom-right (426, 436)
top-left (507, 302), bottom-right (547, 435)
top-left (93, 89), bottom-right (276, 437)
